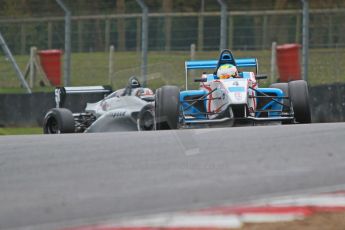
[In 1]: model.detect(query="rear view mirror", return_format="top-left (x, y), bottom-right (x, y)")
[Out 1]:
top-left (256, 74), bottom-right (268, 80)
top-left (194, 78), bottom-right (207, 83)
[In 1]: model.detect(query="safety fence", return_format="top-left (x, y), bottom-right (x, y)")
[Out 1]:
top-left (0, 48), bottom-right (344, 90)
top-left (0, 1), bottom-right (344, 89)
top-left (1, 9), bottom-right (345, 53)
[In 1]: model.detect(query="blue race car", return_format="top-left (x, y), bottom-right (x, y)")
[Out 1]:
top-left (154, 49), bottom-right (311, 129)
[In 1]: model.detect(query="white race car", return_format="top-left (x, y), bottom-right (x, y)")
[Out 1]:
top-left (43, 77), bottom-right (155, 133)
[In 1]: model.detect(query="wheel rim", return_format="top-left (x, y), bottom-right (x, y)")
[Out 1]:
top-left (47, 117), bottom-right (60, 134)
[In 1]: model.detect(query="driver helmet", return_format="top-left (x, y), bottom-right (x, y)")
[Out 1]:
top-left (217, 64), bottom-right (238, 79)
top-left (129, 77), bottom-right (141, 88)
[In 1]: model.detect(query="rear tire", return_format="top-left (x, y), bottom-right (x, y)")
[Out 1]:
top-left (43, 108), bottom-right (75, 134)
top-left (155, 85), bottom-right (180, 130)
top-left (288, 80), bottom-right (311, 123)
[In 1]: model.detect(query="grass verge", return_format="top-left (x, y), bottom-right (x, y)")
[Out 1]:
top-left (0, 49), bottom-right (344, 93)
top-left (0, 127), bottom-right (42, 135)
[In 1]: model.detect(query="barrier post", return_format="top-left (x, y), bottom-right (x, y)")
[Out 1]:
top-left (270, 42), bottom-right (277, 84)
top-left (217, 0), bottom-right (227, 51)
top-left (56, 0), bottom-right (71, 86)
top-left (301, 0), bottom-right (309, 82)
top-left (109, 45), bottom-right (115, 84)
top-left (136, 0), bottom-right (148, 87)
top-left (29, 47), bottom-right (36, 88)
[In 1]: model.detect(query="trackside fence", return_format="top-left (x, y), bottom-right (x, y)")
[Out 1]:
top-left (1, 6), bottom-right (345, 89)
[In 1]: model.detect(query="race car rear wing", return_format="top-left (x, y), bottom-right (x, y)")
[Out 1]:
top-left (185, 58), bottom-right (258, 70)
top-left (184, 58), bottom-right (258, 90)
top-left (55, 86), bottom-right (112, 108)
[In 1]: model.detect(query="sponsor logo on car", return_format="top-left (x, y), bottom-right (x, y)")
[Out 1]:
top-left (228, 86), bottom-right (245, 92)
top-left (112, 111), bottom-right (126, 118)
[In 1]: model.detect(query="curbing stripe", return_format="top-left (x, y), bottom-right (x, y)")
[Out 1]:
top-left (240, 213), bottom-right (305, 223)
top-left (63, 191), bottom-right (345, 230)
top-left (198, 206), bottom-right (313, 215)
top-left (267, 195), bottom-right (345, 207)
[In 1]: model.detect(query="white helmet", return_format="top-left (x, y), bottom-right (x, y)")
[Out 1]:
top-left (217, 64), bottom-right (238, 79)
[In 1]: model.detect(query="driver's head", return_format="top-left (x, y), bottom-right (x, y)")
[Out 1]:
top-left (217, 64), bottom-right (238, 79)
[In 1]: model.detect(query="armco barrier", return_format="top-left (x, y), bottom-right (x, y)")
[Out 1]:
top-left (310, 84), bottom-right (345, 123)
top-left (0, 93), bottom-right (54, 127)
top-left (0, 92), bottom-right (108, 127)
top-left (0, 84), bottom-right (345, 127)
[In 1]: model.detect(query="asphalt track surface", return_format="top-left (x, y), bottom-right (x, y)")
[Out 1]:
top-left (1, 123), bottom-right (345, 230)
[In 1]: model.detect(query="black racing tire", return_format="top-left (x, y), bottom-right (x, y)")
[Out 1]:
top-left (155, 85), bottom-right (180, 130)
top-left (288, 80), bottom-right (311, 123)
top-left (43, 108), bottom-right (75, 134)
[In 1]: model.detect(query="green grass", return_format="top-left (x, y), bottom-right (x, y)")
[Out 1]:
top-left (0, 87), bottom-right (55, 94)
top-left (1, 49), bottom-right (344, 93)
top-left (0, 127), bottom-right (42, 135)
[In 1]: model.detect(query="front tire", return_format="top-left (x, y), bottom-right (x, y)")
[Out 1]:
top-left (43, 108), bottom-right (75, 134)
top-left (288, 80), bottom-right (311, 123)
top-left (155, 85), bottom-right (180, 130)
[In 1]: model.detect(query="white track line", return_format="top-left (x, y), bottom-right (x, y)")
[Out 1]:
top-left (240, 213), bottom-right (305, 223)
top-left (267, 195), bottom-right (345, 207)
top-left (111, 214), bottom-right (242, 228)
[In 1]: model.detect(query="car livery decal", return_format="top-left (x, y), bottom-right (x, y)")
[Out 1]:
top-left (212, 84), bottom-right (228, 114)
top-left (201, 83), bottom-right (214, 113)
top-left (112, 111), bottom-right (126, 118)
top-left (228, 87), bottom-right (245, 92)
